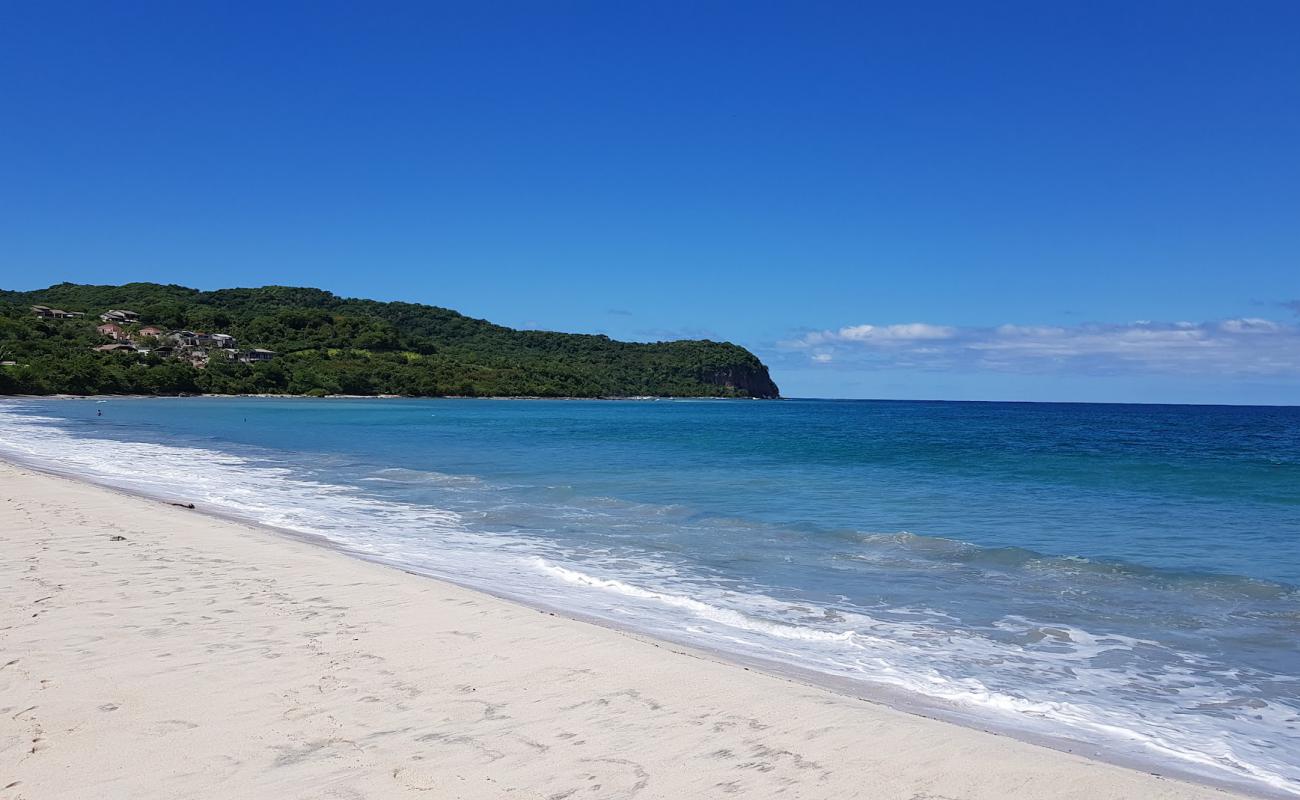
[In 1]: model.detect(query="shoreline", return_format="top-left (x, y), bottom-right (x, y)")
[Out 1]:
top-left (10, 393), bottom-right (1299, 409)
top-left (0, 455), bottom-right (1272, 799)
top-left (6, 393), bottom-right (779, 402)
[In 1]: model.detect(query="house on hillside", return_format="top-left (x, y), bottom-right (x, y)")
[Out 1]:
top-left (94, 343), bottom-right (136, 353)
top-left (31, 306), bottom-right (84, 319)
top-left (152, 330), bottom-right (257, 365)
top-left (138, 326), bottom-right (166, 338)
top-left (172, 331), bottom-right (213, 347)
top-left (100, 309), bottom-right (139, 324)
top-left (97, 323), bottom-right (126, 340)
top-left (240, 349), bottom-right (276, 363)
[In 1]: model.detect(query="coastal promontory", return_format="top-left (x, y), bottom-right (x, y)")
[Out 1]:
top-left (0, 283), bottom-right (780, 399)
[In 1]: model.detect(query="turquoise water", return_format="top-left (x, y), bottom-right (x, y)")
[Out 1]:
top-left (2, 397), bottom-right (1297, 795)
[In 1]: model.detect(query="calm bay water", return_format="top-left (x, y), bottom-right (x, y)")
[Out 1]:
top-left (2, 397), bottom-right (1297, 795)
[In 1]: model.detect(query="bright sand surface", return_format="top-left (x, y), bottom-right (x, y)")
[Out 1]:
top-left (0, 462), bottom-right (1253, 800)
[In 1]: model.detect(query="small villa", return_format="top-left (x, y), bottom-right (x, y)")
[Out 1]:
top-left (171, 330), bottom-right (206, 347)
top-left (138, 326), bottom-right (166, 337)
top-left (241, 348), bottom-right (277, 363)
top-left (94, 343), bottom-right (136, 353)
top-left (100, 309), bottom-right (140, 324)
top-left (31, 306), bottom-right (85, 319)
top-left (97, 323), bottom-right (126, 340)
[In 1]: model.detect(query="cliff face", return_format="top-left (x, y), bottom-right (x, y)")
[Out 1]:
top-left (700, 363), bottom-right (780, 399)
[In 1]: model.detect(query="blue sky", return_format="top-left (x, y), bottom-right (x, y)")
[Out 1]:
top-left (2, 2), bottom-right (1298, 403)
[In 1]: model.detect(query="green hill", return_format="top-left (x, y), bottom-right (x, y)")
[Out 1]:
top-left (0, 283), bottom-right (780, 398)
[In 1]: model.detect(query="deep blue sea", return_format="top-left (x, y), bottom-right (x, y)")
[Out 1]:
top-left (2, 397), bottom-right (1297, 796)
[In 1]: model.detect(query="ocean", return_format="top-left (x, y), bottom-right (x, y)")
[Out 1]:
top-left (1, 397), bottom-right (1296, 796)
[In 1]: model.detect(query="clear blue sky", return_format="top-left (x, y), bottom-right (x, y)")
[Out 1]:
top-left (3, 1), bottom-right (1298, 403)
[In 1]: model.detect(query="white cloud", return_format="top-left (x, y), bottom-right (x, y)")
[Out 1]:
top-left (798, 323), bottom-right (956, 346)
top-left (777, 317), bottom-right (1300, 377)
top-left (838, 323), bottom-right (956, 341)
top-left (1219, 318), bottom-right (1281, 333)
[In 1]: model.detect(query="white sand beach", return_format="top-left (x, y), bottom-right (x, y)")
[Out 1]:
top-left (0, 461), bottom-right (1252, 799)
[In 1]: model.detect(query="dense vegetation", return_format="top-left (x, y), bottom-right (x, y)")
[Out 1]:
top-left (0, 283), bottom-right (780, 398)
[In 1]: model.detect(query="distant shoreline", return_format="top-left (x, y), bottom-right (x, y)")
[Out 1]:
top-left (6, 393), bottom-right (1298, 409)
top-left (4, 392), bottom-right (778, 401)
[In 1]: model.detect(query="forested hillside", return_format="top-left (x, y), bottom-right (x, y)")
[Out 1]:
top-left (0, 283), bottom-right (780, 398)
